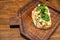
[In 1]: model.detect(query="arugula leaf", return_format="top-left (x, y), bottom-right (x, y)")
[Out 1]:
top-left (41, 13), bottom-right (50, 21)
top-left (36, 4), bottom-right (45, 12)
top-left (36, 4), bottom-right (50, 22)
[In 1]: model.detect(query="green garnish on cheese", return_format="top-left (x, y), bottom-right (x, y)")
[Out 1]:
top-left (41, 13), bottom-right (50, 21)
top-left (36, 4), bottom-right (50, 22)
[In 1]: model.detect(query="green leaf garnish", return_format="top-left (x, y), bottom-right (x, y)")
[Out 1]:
top-left (36, 4), bottom-right (50, 22)
top-left (41, 13), bottom-right (50, 21)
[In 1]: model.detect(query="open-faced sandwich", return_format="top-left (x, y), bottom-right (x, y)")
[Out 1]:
top-left (32, 4), bottom-right (51, 29)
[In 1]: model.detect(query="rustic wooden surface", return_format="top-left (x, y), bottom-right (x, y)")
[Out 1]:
top-left (0, 0), bottom-right (60, 40)
top-left (20, 1), bottom-right (60, 40)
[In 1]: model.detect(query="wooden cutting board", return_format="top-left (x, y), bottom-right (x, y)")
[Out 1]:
top-left (19, 0), bottom-right (60, 40)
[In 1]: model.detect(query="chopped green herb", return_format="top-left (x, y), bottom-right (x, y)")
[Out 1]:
top-left (41, 13), bottom-right (50, 21)
top-left (36, 4), bottom-right (46, 12)
top-left (36, 4), bottom-right (50, 22)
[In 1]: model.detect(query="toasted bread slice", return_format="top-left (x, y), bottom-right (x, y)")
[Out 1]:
top-left (32, 4), bottom-right (51, 29)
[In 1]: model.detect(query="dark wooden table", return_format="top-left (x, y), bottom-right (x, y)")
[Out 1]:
top-left (0, 0), bottom-right (60, 40)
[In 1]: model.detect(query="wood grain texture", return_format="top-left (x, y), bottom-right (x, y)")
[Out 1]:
top-left (0, 25), bottom-right (26, 40)
top-left (19, 1), bottom-right (60, 40)
top-left (0, 0), bottom-right (60, 40)
top-left (0, 0), bottom-right (32, 25)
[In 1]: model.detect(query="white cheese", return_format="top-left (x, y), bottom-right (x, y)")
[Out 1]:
top-left (32, 4), bottom-right (51, 29)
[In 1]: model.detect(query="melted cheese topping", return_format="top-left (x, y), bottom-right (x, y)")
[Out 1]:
top-left (32, 4), bottom-right (51, 29)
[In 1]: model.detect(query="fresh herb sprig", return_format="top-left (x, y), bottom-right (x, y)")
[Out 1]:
top-left (36, 4), bottom-right (50, 22)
